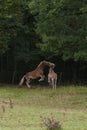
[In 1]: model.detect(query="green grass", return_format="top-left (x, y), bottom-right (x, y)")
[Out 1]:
top-left (0, 85), bottom-right (87, 130)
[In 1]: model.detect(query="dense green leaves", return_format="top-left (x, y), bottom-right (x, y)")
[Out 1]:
top-left (0, 0), bottom-right (87, 61)
top-left (0, 0), bottom-right (39, 63)
top-left (29, 0), bottom-right (87, 61)
top-left (0, 0), bottom-right (24, 54)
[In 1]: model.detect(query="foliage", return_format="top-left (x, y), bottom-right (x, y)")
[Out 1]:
top-left (12, 5), bottom-right (39, 63)
top-left (0, 0), bottom-right (41, 79)
top-left (29, 0), bottom-right (87, 61)
top-left (0, 0), bottom-right (39, 63)
top-left (0, 0), bottom-right (24, 54)
top-left (40, 115), bottom-right (62, 130)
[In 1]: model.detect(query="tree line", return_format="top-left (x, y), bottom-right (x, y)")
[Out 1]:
top-left (0, 0), bottom-right (87, 84)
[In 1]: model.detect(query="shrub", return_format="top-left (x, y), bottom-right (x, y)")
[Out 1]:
top-left (40, 115), bottom-right (63, 130)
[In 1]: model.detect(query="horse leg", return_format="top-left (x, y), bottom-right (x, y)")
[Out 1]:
top-left (38, 75), bottom-right (45, 81)
top-left (54, 78), bottom-right (57, 89)
top-left (52, 78), bottom-right (54, 89)
top-left (55, 77), bottom-right (57, 89)
top-left (48, 77), bottom-right (51, 86)
top-left (48, 76), bottom-right (50, 83)
top-left (48, 77), bottom-right (51, 85)
top-left (25, 79), bottom-right (31, 88)
top-left (50, 79), bottom-right (52, 87)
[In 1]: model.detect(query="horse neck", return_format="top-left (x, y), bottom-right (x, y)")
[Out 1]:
top-left (36, 63), bottom-right (44, 71)
top-left (49, 68), bottom-right (53, 73)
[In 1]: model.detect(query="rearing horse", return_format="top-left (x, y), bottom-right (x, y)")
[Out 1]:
top-left (19, 60), bottom-right (55, 88)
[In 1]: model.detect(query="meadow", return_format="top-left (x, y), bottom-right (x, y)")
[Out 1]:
top-left (0, 85), bottom-right (87, 130)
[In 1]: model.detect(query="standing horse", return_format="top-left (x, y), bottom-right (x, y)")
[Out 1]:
top-left (19, 60), bottom-right (55, 88)
top-left (48, 67), bottom-right (57, 89)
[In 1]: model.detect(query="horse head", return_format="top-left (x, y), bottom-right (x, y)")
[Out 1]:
top-left (48, 62), bottom-right (55, 68)
top-left (42, 60), bottom-right (55, 68)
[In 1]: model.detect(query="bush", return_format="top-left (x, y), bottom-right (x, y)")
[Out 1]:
top-left (40, 115), bottom-right (63, 130)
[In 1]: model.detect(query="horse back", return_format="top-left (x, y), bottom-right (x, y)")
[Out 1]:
top-left (25, 69), bottom-right (43, 79)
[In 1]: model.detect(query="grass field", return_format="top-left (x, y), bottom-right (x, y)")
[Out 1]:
top-left (0, 85), bottom-right (87, 130)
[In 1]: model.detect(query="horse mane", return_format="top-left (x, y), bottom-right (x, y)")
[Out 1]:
top-left (36, 60), bottom-right (55, 69)
top-left (36, 61), bottom-right (43, 68)
top-left (36, 60), bottom-right (47, 68)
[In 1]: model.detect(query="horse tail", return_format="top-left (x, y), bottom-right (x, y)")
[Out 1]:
top-left (19, 75), bottom-right (25, 87)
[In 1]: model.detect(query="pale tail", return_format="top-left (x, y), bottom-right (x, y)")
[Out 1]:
top-left (19, 75), bottom-right (25, 86)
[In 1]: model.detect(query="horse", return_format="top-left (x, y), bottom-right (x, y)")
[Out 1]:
top-left (19, 60), bottom-right (55, 88)
top-left (48, 66), bottom-right (57, 89)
